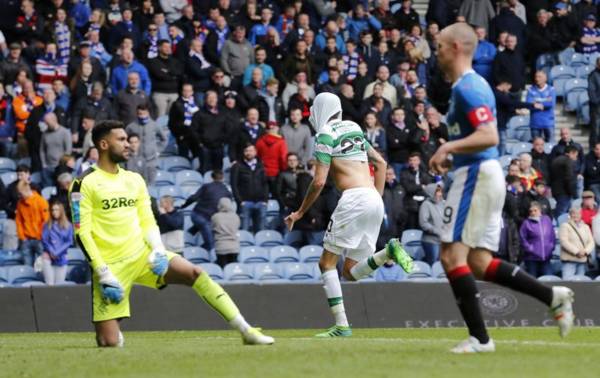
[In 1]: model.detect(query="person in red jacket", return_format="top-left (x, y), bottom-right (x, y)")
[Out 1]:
top-left (581, 191), bottom-right (598, 228)
top-left (256, 121), bottom-right (288, 197)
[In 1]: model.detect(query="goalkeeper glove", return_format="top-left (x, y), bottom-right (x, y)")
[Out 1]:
top-left (148, 249), bottom-right (169, 277)
top-left (96, 265), bottom-right (124, 304)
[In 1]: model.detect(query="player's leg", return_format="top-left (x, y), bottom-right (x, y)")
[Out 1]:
top-left (94, 319), bottom-right (124, 347)
top-left (163, 256), bottom-right (274, 345)
top-left (346, 239), bottom-right (413, 280)
top-left (440, 242), bottom-right (494, 353)
top-left (316, 249), bottom-right (352, 337)
top-left (468, 249), bottom-right (574, 337)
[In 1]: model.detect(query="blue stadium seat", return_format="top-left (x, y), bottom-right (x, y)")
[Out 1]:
top-left (175, 170), bottom-right (203, 186)
top-left (283, 230), bottom-right (303, 248)
top-left (557, 213), bottom-right (569, 226)
top-left (224, 263), bottom-right (254, 281)
top-left (558, 48), bottom-right (575, 66)
top-left (536, 53), bottom-right (557, 71)
top-left (499, 155), bottom-right (513, 169)
top-left (567, 275), bottom-right (592, 281)
top-left (408, 261), bottom-right (432, 278)
top-left (160, 156), bottom-right (192, 172)
top-left (569, 52), bottom-right (588, 67)
top-left (577, 92), bottom-right (590, 125)
top-left (575, 65), bottom-right (594, 78)
top-left (154, 170), bottom-right (175, 186)
top-left (506, 115), bottom-right (530, 130)
top-left (237, 230), bottom-right (255, 246)
top-left (253, 263), bottom-right (283, 280)
top-left (239, 246), bottom-right (269, 263)
top-left (8, 265), bottom-right (40, 284)
top-left (0, 172), bottom-right (16, 186)
top-left (431, 261), bottom-right (445, 278)
top-left (66, 265), bottom-right (90, 283)
top-left (549, 65), bottom-right (576, 96)
top-left (203, 170), bottom-right (213, 184)
top-left (401, 229), bottom-right (424, 260)
top-left (20, 281), bottom-right (46, 287)
top-left (269, 246), bottom-right (299, 263)
top-left (17, 157), bottom-right (31, 167)
top-left (564, 78), bottom-right (588, 112)
top-left (266, 200), bottom-right (280, 216)
top-left (538, 275), bottom-right (562, 281)
top-left (184, 231), bottom-right (198, 246)
top-left (192, 157), bottom-right (201, 171)
top-left (507, 125), bottom-right (531, 143)
top-left (41, 186), bottom-right (57, 200)
top-left (254, 230), bottom-right (283, 247)
top-left (158, 185), bottom-right (185, 200)
top-left (299, 245), bottom-right (323, 262)
top-left (160, 143), bottom-right (178, 157)
top-left (282, 262), bottom-right (314, 281)
top-left (156, 115), bottom-right (169, 129)
top-left (30, 171), bottom-right (41, 185)
top-left (0, 158), bottom-right (16, 174)
top-left (0, 266), bottom-right (8, 282)
top-left (67, 248), bottom-right (86, 266)
top-left (544, 143), bottom-right (554, 154)
top-left (200, 263), bottom-right (224, 280)
top-left (511, 142), bottom-right (532, 157)
top-left (183, 247), bottom-right (211, 264)
top-left (0, 250), bottom-right (24, 266)
top-left (180, 184), bottom-right (200, 198)
top-left (147, 186), bottom-right (159, 198)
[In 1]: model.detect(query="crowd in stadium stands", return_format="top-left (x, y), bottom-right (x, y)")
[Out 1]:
top-left (4, 0), bottom-right (600, 285)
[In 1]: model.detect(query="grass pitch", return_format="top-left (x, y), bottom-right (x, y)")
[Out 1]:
top-left (1, 328), bottom-right (596, 378)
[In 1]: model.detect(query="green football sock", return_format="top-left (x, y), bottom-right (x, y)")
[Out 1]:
top-left (193, 271), bottom-right (240, 321)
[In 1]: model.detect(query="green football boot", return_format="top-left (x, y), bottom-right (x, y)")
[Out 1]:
top-left (315, 325), bottom-right (353, 338)
top-left (386, 238), bottom-right (413, 273)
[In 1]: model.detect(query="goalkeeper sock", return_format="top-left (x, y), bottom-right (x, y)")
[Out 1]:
top-left (350, 248), bottom-right (388, 280)
top-left (448, 265), bottom-right (489, 344)
top-left (484, 258), bottom-right (553, 306)
top-left (193, 271), bottom-right (240, 322)
top-left (321, 269), bottom-right (349, 327)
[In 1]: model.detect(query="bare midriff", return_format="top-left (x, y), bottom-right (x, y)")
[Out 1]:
top-left (330, 159), bottom-right (374, 192)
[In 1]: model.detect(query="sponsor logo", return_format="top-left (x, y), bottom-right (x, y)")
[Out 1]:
top-left (101, 197), bottom-right (138, 210)
top-left (479, 289), bottom-right (519, 316)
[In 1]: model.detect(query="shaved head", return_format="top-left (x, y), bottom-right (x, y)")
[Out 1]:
top-left (440, 23), bottom-right (478, 57)
top-left (436, 23), bottom-right (478, 81)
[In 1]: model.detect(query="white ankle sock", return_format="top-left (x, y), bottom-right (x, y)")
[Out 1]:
top-left (350, 248), bottom-right (388, 280)
top-left (321, 270), bottom-right (349, 327)
top-left (229, 313), bottom-right (251, 333)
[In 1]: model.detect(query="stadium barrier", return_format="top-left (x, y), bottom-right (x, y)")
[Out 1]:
top-left (2, 282), bottom-right (600, 332)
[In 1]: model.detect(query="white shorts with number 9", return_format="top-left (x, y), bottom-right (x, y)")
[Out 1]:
top-left (440, 159), bottom-right (506, 251)
top-left (323, 187), bottom-right (384, 262)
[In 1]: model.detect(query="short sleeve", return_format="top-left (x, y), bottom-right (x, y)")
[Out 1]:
top-left (314, 133), bottom-right (334, 165)
top-left (458, 80), bottom-right (496, 128)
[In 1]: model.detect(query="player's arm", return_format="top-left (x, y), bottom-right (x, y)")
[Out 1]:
top-left (441, 120), bottom-right (499, 155)
top-left (366, 144), bottom-right (386, 196)
top-left (71, 178), bottom-right (106, 271)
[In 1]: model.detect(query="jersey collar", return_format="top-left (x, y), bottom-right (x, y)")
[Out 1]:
top-left (451, 69), bottom-right (476, 89)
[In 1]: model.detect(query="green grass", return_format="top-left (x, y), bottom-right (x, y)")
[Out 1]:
top-left (2, 328), bottom-right (598, 378)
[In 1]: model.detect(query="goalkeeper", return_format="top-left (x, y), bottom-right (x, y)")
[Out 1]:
top-left (70, 120), bottom-right (273, 347)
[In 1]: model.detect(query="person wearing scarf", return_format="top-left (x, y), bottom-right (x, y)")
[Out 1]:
top-left (54, 10), bottom-right (71, 63)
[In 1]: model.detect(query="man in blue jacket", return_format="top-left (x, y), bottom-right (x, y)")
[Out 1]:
top-left (346, 4), bottom-right (382, 42)
top-left (472, 26), bottom-right (496, 84)
top-left (110, 49), bottom-right (152, 96)
top-left (526, 70), bottom-right (556, 143)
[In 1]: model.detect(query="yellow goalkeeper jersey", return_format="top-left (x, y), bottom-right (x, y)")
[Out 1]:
top-left (69, 165), bottom-right (158, 270)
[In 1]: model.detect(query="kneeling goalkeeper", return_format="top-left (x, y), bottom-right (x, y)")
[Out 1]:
top-left (70, 120), bottom-right (273, 347)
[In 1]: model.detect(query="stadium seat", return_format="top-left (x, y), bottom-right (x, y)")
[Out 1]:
top-left (66, 265), bottom-right (90, 283)
top-left (544, 143), bottom-right (554, 155)
top-left (180, 184), bottom-right (200, 198)
top-left (408, 261), bottom-right (432, 278)
top-left (160, 143), bottom-right (178, 157)
top-left (283, 230), bottom-right (303, 248)
top-left (156, 115), bottom-right (169, 129)
top-left (8, 265), bottom-right (40, 284)
top-left (266, 200), bottom-right (280, 216)
top-left (431, 261), bottom-right (446, 278)
top-left (154, 170), bottom-right (175, 187)
top-left (0, 171), bottom-right (16, 186)
top-left (253, 263), bottom-right (283, 280)
top-left (41, 186), bottom-right (57, 200)
top-left (0, 266), bottom-right (8, 282)
top-left (239, 246), bottom-right (269, 263)
top-left (224, 263), bottom-right (254, 281)
top-left (160, 156), bottom-right (192, 172)
top-left (30, 171), bottom-right (41, 184)
top-left (0, 158), bottom-right (16, 174)
top-left (147, 186), bottom-right (159, 198)
top-left (557, 213), bottom-right (569, 226)
top-left (184, 231), bottom-right (198, 246)
top-left (575, 65), bottom-right (593, 78)
top-left (20, 280), bottom-right (46, 287)
top-left (563, 78), bottom-right (588, 112)
top-left (0, 250), bottom-right (24, 266)
top-left (499, 155), bottom-right (513, 169)
top-left (536, 52), bottom-right (557, 71)
top-left (269, 246), bottom-right (299, 263)
top-left (237, 230), bottom-right (255, 246)
top-left (158, 185), bottom-right (185, 200)
top-left (558, 47), bottom-right (575, 65)
top-left (175, 170), bottom-right (203, 186)
top-left (506, 115), bottom-right (530, 130)
top-left (401, 229), bottom-right (425, 260)
top-left (17, 157), bottom-right (31, 167)
top-left (577, 92), bottom-right (590, 125)
top-left (192, 157), bottom-right (201, 171)
top-left (507, 125), bottom-right (532, 143)
top-left (282, 262), bottom-right (315, 281)
top-left (199, 263), bottom-right (224, 280)
top-left (254, 230), bottom-right (283, 247)
top-left (510, 142), bottom-right (532, 157)
top-left (299, 245), bottom-right (323, 262)
top-left (538, 275), bottom-right (562, 281)
top-left (203, 170), bottom-right (213, 184)
top-left (67, 248), bottom-right (86, 266)
top-left (183, 247), bottom-right (211, 264)
top-left (549, 65), bottom-right (576, 96)
top-left (567, 275), bottom-right (592, 282)
top-left (569, 52), bottom-right (587, 68)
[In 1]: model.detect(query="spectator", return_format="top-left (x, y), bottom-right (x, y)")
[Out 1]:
top-left (489, 2), bottom-right (526, 51)
top-left (493, 33), bottom-right (526, 92)
top-left (518, 153), bottom-right (543, 192)
top-left (378, 166), bottom-right (407, 246)
top-left (110, 49), bottom-right (152, 96)
top-left (204, 16), bottom-right (230, 66)
top-left (239, 67), bottom-right (264, 111)
top-left (386, 107), bottom-right (415, 177)
top-left (549, 2), bottom-right (578, 51)
top-left (287, 82), bottom-right (314, 125)
top-left (526, 70), bottom-right (556, 142)
top-left (157, 195), bottom-right (184, 254)
top-left (581, 191), bottom-right (598, 228)
top-left (342, 40), bottom-right (362, 82)
top-left (181, 169), bottom-right (232, 252)
top-left (0, 43), bottom-right (32, 89)
top-left (256, 121), bottom-right (288, 197)
top-left (551, 145), bottom-right (579, 218)
top-left (494, 78), bottom-right (530, 155)
top-left (589, 57), bottom-right (600, 146)
top-left (530, 137), bottom-right (551, 180)
top-left (14, 0), bottom-right (44, 45)
top-left (0, 83), bottom-right (14, 157)
top-left (5, 164), bottom-right (38, 219)
top-left (339, 84), bottom-right (361, 123)
top-left (220, 25), bottom-right (254, 88)
top-left (282, 71), bottom-right (315, 111)
top-left (230, 107), bottom-right (265, 162)
top-left (192, 90), bottom-right (227, 173)
top-left (419, 182), bottom-right (444, 265)
top-left (34, 42), bottom-right (68, 93)
top-left (573, 0), bottom-right (597, 26)
top-left (13, 80), bottom-right (42, 153)
top-left (584, 142), bottom-right (600, 201)
top-left (520, 178), bottom-right (552, 219)
top-left (363, 65), bottom-right (398, 108)
top-left (125, 105), bottom-right (167, 184)
top-left (114, 72), bottom-right (152, 126)
top-left (519, 201), bottom-right (556, 277)
top-left (375, 261), bottom-right (405, 282)
top-left (280, 108), bottom-right (312, 165)
top-left (148, 40), bottom-right (183, 117)
top-left (282, 40), bottom-right (316, 85)
top-left (499, 175), bottom-right (523, 262)
top-left (315, 19), bottom-right (346, 55)
top-left (222, 90), bottom-right (243, 127)
top-left (141, 21), bottom-right (160, 61)
top-left (347, 4), bottom-right (382, 42)
top-left (551, 128), bottom-right (584, 176)
top-left (69, 61), bottom-right (94, 107)
top-left (87, 29), bottom-right (112, 67)
top-left (276, 152), bottom-right (300, 214)
top-left (70, 82), bottom-right (115, 144)
top-left (168, 83), bottom-right (201, 160)
top-left (185, 39), bottom-right (214, 104)
top-left (41, 200), bottom-right (72, 285)
top-left (76, 146), bottom-right (98, 176)
top-left (458, 0), bottom-right (495, 32)
top-left (212, 197), bottom-right (241, 268)
top-left (395, 0), bottom-right (420, 32)
top-left (399, 152), bottom-right (433, 229)
top-left (109, 7), bottom-right (142, 51)
top-left (40, 112), bottom-right (72, 187)
top-left (526, 10), bottom-right (554, 68)
top-left (577, 14), bottom-right (600, 55)
top-left (249, 7), bottom-right (274, 46)
top-left (75, 112), bottom-right (96, 157)
top-left (16, 180), bottom-right (49, 266)
top-left (361, 82), bottom-right (392, 122)
top-left (257, 78), bottom-right (285, 126)
top-left (472, 26), bottom-right (496, 83)
top-left (125, 133), bottom-right (147, 180)
top-left (160, 0), bottom-right (187, 24)
top-left (410, 109), bottom-right (440, 164)
top-left (52, 79), bottom-right (70, 113)
top-left (559, 206), bottom-right (594, 279)
top-left (363, 112), bottom-right (387, 154)
top-left (230, 144), bottom-right (269, 233)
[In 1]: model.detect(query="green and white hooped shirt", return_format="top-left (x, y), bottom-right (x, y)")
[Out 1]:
top-left (313, 120), bottom-right (371, 165)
